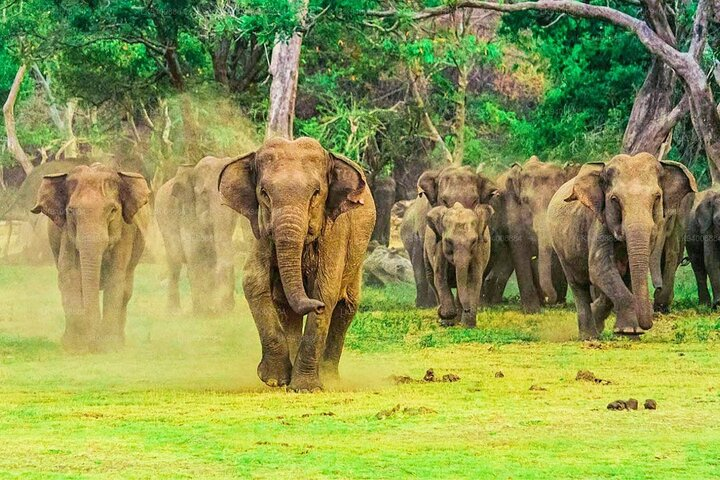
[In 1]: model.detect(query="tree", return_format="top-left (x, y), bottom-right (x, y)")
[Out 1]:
top-left (2, 64), bottom-right (32, 174)
top-left (372, 0), bottom-right (720, 183)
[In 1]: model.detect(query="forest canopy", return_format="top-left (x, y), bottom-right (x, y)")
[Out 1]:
top-left (0, 0), bottom-right (716, 192)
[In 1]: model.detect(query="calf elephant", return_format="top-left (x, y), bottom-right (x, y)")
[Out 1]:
top-left (424, 203), bottom-right (493, 327)
top-left (686, 189), bottom-right (720, 308)
top-left (31, 163), bottom-right (150, 351)
top-left (400, 166), bottom-right (497, 308)
top-left (218, 137), bottom-right (375, 392)
top-left (155, 157), bottom-right (238, 314)
top-left (482, 157), bottom-right (578, 311)
top-left (547, 153), bottom-right (696, 339)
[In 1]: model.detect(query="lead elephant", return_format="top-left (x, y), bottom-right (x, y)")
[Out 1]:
top-left (155, 157), bottom-right (238, 315)
top-left (400, 166), bottom-right (498, 308)
top-left (548, 153), bottom-right (696, 339)
top-left (218, 137), bottom-right (375, 392)
top-left (31, 163), bottom-right (150, 351)
top-left (424, 203), bottom-right (493, 327)
top-left (686, 189), bottom-right (720, 308)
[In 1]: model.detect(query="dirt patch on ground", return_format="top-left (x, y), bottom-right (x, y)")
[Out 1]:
top-left (576, 369), bottom-right (612, 385)
top-left (376, 404), bottom-right (437, 420)
top-left (608, 398), bottom-right (656, 410)
top-left (388, 369), bottom-right (461, 385)
top-left (529, 384), bottom-right (547, 391)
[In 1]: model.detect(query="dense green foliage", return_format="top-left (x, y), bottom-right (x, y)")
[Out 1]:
top-left (0, 0), bottom-right (711, 183)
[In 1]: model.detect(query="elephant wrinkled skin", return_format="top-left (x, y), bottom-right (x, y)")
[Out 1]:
top-left (424, 203), bottom-right (493, 327)
top-left (547, 153), bottom-right (696, 339)
top-left (687, 189), bottom-right (720, 308)
top-left (400, 166), bottom-right (497, 308)
top-left (31, 163), bottom-right (150, 352)
top-left (218, 137), bottom-right (375, 392)
top-left (155, 157), bottom-right (238, 314)
top-left (482, 157), bottom-right (578, 312)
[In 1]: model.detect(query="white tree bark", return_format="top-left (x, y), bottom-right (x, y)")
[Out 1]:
top-left (266, 0), bottom-right (309, 140)
top-left (2, 64), bottom-right (32, 175)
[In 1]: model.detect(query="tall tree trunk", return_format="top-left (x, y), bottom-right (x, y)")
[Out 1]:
top-left (164, 45), bottom-right (184, 91)
top-left (2, 64), bottom-right (32, 175)
top-left (31, 64), bottom-right (64, 132)
top-left (266, 0), bottom-right (309, 140)
top-left (409, 66), bottom-right (454, 164)
top-left (452, 65), bottom-right (469, 165)
top-left (212, 37), bottom-right (231, 85)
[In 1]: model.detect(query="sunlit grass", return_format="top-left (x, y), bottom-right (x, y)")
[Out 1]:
top-left (0, 262), bottom-right (718, 478)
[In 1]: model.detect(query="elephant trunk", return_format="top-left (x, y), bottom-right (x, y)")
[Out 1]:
top-left (454, 254), bottom-right (474, 312)
top-left (625, 222), bottom-right (654, 330)
top-left (273, 208), bottom-right (325, 316)
top-left (535, 216), bottom-right (557, 305)
top-left (78, 239), bottom-right (105, 344)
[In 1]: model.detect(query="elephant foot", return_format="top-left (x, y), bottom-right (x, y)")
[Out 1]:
top-left (257, 354), bottom-right (292, 387)
top-left (439, 317), bottom-right (459, 327)
top-left (613, 326), bottom-right (645, 336)
top-left (653, 303), bottom-right (670, 314)
top-left (438, 304), bottom-right (457, 321)
top-left (288, 373), bottom-right (323, 393)
top-left (61, 332), bottom-right (89, 354)
top-left (460, 310), bottom-right (477, 328)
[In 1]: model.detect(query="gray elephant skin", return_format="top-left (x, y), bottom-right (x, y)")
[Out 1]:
top-left (31, 164), bottom-right (150, 352)
top-left (155, 157), bottom-right (238, 315)
top-left (424, 202), bottom-right (493, 327)
top-left (547, 153), bottom-right (696, 339)
top-left (218, 137), bottom-right (375, 392)
top-left (686, 189), bottom-right (720, 308)
top-left (400, 166), bottom-right (498, 308)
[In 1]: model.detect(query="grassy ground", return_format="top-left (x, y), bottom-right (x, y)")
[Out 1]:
top-left (0, 263), bottom-right (719, 478)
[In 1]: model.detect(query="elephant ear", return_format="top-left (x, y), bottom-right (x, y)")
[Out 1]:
top-left (474, 204), bottom-right (494, 234)
top-left (218, 152), bottom-right (259, 237)
top-left (327, 152), bottom-right (367, 221)
top-left (505, 163), bottom-right (523, 201)
top-left (696, 193), bottom-right (715, 233)
top-left (426, 206), bottom-right (447, 242)
top-left (418, 170), bottom-right (439, 205)
top-left (565, 162), bottom-right (605, 220)
top-left (660, 160), bottom-right (697, 217)
top-left (563, 162), bottom-right (581, 180)
top-left (170, 164), bottom-right (195, 202)
top-left (118, 172), bottom-right (151, 223)
top-left (477, 174), bottom-right (500, 203)
top-left (31, 173), bottom-right (68, 228)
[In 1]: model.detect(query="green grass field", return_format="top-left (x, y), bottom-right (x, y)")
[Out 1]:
top-left (0, 263), bottom-right (719, 478)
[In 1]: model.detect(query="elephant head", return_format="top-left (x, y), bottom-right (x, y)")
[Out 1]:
top-left (218, 137), bottom-right (366, 316)
top-left (172, 162), bottom-right (219, 232)
top-left (427, 202), bottom-right (494, 314)
top-left (505, 156), bottom-right (578, 304)
top-left (565, 153), bottom-right (696, 330)
top-left (418, 165), bottom-right (498, 208)
top-left (695, 190), bottom-right (720, 236)
top-left (31, 164), bottom-right (150, 331)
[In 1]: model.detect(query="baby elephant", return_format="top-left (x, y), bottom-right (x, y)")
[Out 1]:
top-left (424, 203), bottom-right (494, 327)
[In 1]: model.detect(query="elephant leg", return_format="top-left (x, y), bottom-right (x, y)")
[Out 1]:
top-left (590, 290), bottom-right (612, 334)
top-left (508, 225), bottom-right (541, 313)
top-left (166, 257), bottom-right (182, 314)
top-left (434, 258), bottom-right (457, 326)
top-left (412, 241), bottom-right (435, 308)
top-left (654, 246), bottom-right (678, 313)
top-left (57, 246), bottom-right (87, 351)
top-left (568, 281), bottom-right (598, 340)
top-left (290, 302), bottom-right (336, 392)
top-left (101, 272), bottom-right (127, 351)
top-left (704, 239), bottom-right (720, 308)
top-left (424, 253), bottom-right (439, 307)
top-left (321, 298), bottom-right (357, 380)
top-left (551, 254), bottom-right (568, 304)
top-left (589, 249), bottom-right (639, 335)
top-left (244, 251), bottom-right (292, 387)
top-left (278, 305), bottom-right (303, 363)
top-left (481, 240), bottom-right (514, 306)
top-left (214, 217), bottom-right (237, 314)
top-left (688, 240), bottom-right (710, 305)
top-left (188, 259), bottom-right (214, 316)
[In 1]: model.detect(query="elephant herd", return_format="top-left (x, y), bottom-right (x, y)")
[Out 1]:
top-left (401, 152), bottom-right (708, 341)
top-left (25, 135), bottom-right (720, 391)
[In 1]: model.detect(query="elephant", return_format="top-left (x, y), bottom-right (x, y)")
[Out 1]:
top-left (31, 163), bottom-right (150, 351)
top-left (424, 202), bottom-right (493, 327)
top-left (547, 153), bottom-right (696, 339)
top-left (650, 191), bottom-right (694, 312)
top-left (218, 137), bottom-right (375, 392)
top-left (369, 176), bottom-right (396, 246)
top-left (686, 189), bottom-right (720, 308)
top-left (400, 165), bottom-right (498, 308)
top-left (155, 157), bottom-right (238, 315)
top-left (482, 157), bottom-right (579, 311)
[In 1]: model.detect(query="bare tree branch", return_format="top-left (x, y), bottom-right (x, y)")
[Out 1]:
top-left (2, 64), bottom-right (32, 175)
